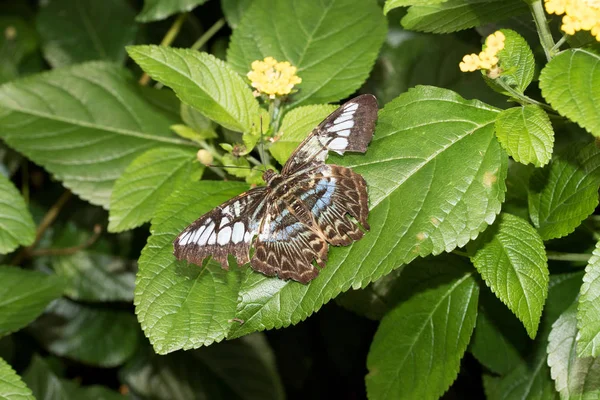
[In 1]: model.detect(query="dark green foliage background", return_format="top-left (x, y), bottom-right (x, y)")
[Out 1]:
top-left (1, 0), bottom-right (600, 399)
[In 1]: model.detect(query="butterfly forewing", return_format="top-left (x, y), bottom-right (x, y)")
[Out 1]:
top-left (282, 94), bottom-right (377, 175)
top-left (173, 187), bottom-right (268, 268)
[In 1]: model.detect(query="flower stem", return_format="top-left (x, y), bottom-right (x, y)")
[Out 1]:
top-left (494, 77), bottom-right (555, 112)
top-left (546, 251), bottom-right (591, 263)
top-left (191, 18), bottom-right (226, 51)
top-left (139, 13), bottom-right (188, 85)
top-left (529, 0), bottom-right (556, 61)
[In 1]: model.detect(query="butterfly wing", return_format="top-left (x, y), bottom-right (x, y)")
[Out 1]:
top-left (281, 94), bottom-right (378, 175)
top-left (250, 197), bottom-right (328, 284)
top-left (173, 187), bottom-right (268, 268)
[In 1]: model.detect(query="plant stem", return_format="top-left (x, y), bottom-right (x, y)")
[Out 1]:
top-left (21, 162), bottom-right (29, 204)
top-left (139, 13), bottom-right (188, 86)
top-left (30, 224), bottom-right (102, 257)
top-left (551, 34), bottom-right (568, 53)
top-left (546, 251), bottom-right (591, 263)
top-left (191, 18), bottom-right (226, 51)
top-left (530, 0), bottom-right (556, 61)
top-left (495, 77), bottom-right (555, 112)
top-left (11, 190), bottom-right (72, 265)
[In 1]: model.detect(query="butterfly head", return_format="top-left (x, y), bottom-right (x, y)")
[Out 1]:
top-left (262, 169), bottom-right (279, 185)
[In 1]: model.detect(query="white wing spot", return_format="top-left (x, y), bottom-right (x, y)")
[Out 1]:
top-left (334, 114), bottom-right (353, 124)
top-left (232, 222), bottom-right (245, 244)
top-left (337, 129), bottom-right (351, 137)
top-left (178, 231), bottom-right (191, 245)
top-left (208, 231), bottom-right (217, 245)
top-left (233, 201), bottom-right (242, 216)
top-left (217, 226), bottom-right (232, 245)
top-left (244, 231), bottom-right (251, 242)
top-left (191, 226), bottom-right (205, 244)
top-left (345, 103), bottom-right (359, 111)
top-left (220, 217), bottom-right (230, 228)
top-left (197, 223), bottom-right (213, 245)
top-left (329, 120), bottom-right (354, 132)
top-left (329, 137), bottom-right (348, 151)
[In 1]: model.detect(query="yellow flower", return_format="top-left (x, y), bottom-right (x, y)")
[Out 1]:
top-left (247, 57), bottom-right (302, 99)
top-left (459, 31), bottom-right (505, 73)
top-left (545, 0), bottom-right (600, 40)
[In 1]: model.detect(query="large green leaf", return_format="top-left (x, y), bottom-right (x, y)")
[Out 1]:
top-left (30, 298), bottom-right (138, 367)
top-left (136, 86), bottom-right (507, 351)
top-left (36, 0), bottom-right (137, 68)
top-left (469, 291), bottom-right (528, 375)
top-left (0, 357), bottom-right (34, 400)
top-left (135, 181), bottom-right (246, 354)
top-left (127, 46), bottom-right (260, 133)
top-left (548, 303), bottom-right (600, 399)
top-left (136, 0), bottom-right (207, 22)
top-left (468, 213), bottom-right (548, 338)
top-left (269, 104), bottom-right (337, 165)
top-left (495, 105), bottom-right (554, 167)
top-left (401, 0), bottom-right (528, 33)
top-left (227, 0), bottom-right (387, 106)
top-left (108, 147), bottom-right (200, 232)
top-left (122, 334), bottom-right (283, 400)
top-left (0, 174), bottom-right (34, 254)
top-left (577, 239), bottom-right (600, 357)
top-left (365, 257), bottom-right (479, 400)
top-left (221, 0), bottom-right (254, 28)
top-left (0, 266), bottom-right (65, 337)
top-left (383, 0), bottom-right (446, 14)
top-left (0, 62), bottom-right (187, 208)
top-left (540, 49), bottom-right (600, 137)
top-left (528, 142), bottom-right (600, 240)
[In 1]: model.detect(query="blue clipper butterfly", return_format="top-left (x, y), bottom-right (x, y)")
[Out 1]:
top-left (173, 94), bottom-right (377, 284)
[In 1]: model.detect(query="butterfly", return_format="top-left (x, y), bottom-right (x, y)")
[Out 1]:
top-left (173, 94), bottom-right (378, 284)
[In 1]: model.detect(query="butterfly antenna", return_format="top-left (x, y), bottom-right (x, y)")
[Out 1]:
top-left (258, 114), bottom-right (267, 171)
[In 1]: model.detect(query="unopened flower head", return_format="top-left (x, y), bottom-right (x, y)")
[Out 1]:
top-left (545, 0), bottom-right (600, 41)
top-left (247, 57), bottom-right (302, 99)
top-left (459, 31), bottom-right (505, 73)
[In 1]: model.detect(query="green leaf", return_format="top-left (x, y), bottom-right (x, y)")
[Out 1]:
top-left (548, 302), bottom-right (600, 399)
top-left (30, 298), bottom-right (138, 367)
top-left (468, 213), bottom-right (548, 338)
top-left (540, 49), bottom-right (600, 137)
top-left (36, 0), bottom-right (137, 68)
top-left (269, 104), bottom-right (337, 165)
top-left (127, 45), bottom-right (260, 133)
top-left (122, 334), bottom-right (284, 400)
top-left (401, 0), bottom-right (528, 33)
top-left (136, 0), bottom-right (207, 22)
top-left (222, 153), bottom-right (251, 178)
top-left (485, 29), bottom-right (536, 94)
top-left (365, 258), bottom-right (479, 400)
top-left (108, 148), bottom-right (201, 232)
top-left (22, 356), bottom-right (69, 400)
top-left (0, 62), bottom-right (185, 208)
top-left (135, 181), bottom-right (246, 354)
top-left (577, 239), bottom-right (600, 357)
top-left (469, 291), bottom-right (528, 375)
top-left (495, 105), bottom-right (554, 167)
top-left (0, 357), bottom-right (34, 400)
top-left (0, 266), bottom-right (65, 337)
top-left (0, 174), bottom-right (35, 254)
top-left (227, 0), bottom-right (387, 106)
top-left (221, 0), bottom-right (254, 28)
top-left (180, 103), bottom-right (218, 139)
top-left (384, 0), bottom-right (446, 15)
top-left (528, 142), bottom-right (600, 240)
top-left (171, 124), bottom-right (217, 141)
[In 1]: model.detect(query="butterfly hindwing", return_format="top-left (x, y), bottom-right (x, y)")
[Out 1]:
top-left (173, 187), bottom-right (268, 268)
top-left (282, 94), bottom-right (378, 175)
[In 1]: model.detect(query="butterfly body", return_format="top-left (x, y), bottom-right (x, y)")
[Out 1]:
top-left (174, 94), bottom-right (378, 283)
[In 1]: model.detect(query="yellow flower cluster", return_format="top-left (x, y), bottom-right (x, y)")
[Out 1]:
top-left (247, 57), bottom-right (302, 99)
top-left (545, 0), bottom-right (600, 40)
top-left (459, 31), bottom-right (506, 73)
